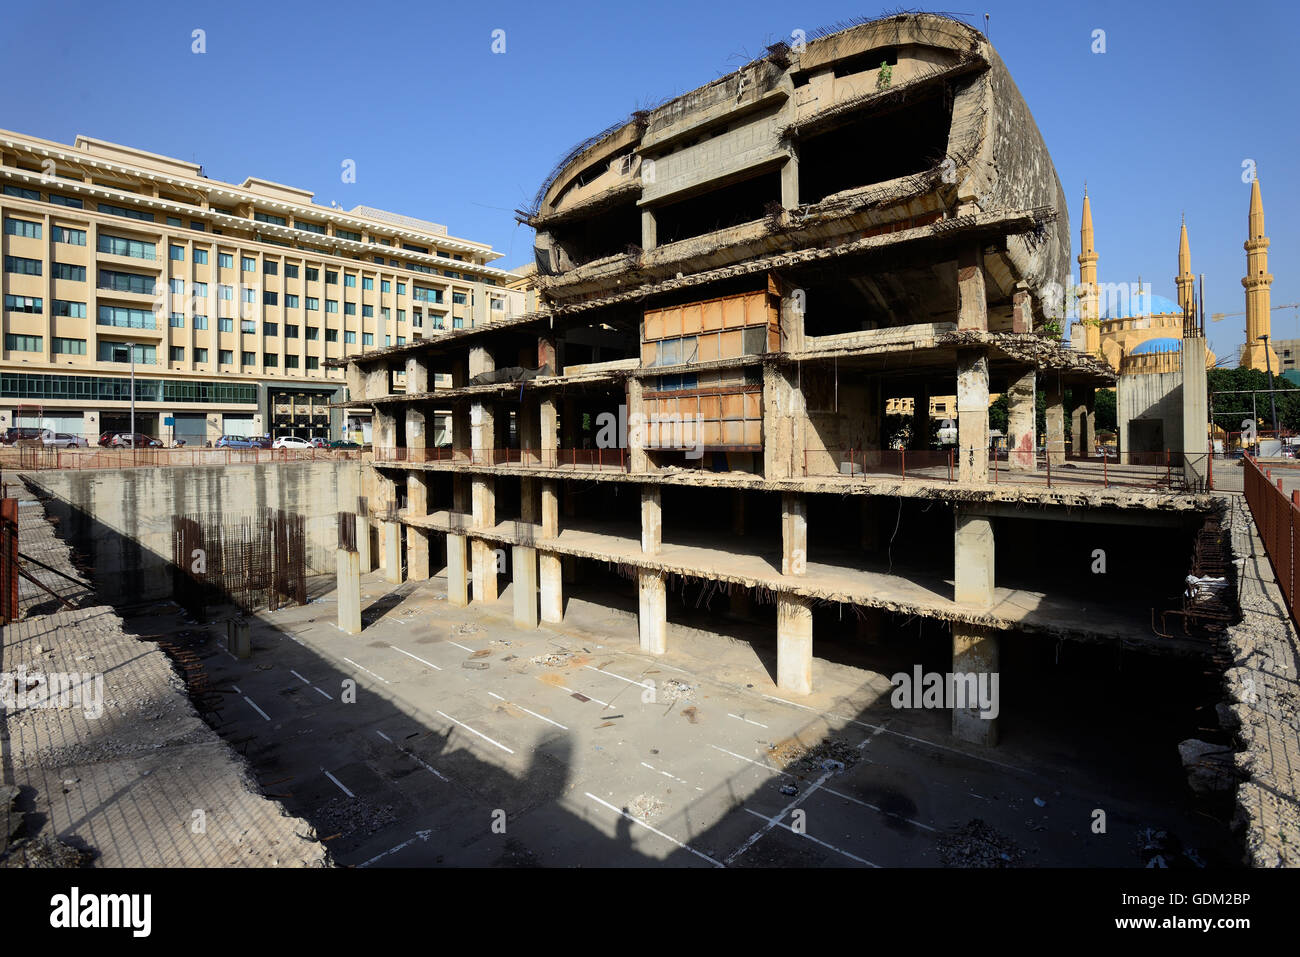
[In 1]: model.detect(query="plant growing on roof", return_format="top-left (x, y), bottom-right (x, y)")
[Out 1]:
top-left (877, 62), bottom-right (892, 91)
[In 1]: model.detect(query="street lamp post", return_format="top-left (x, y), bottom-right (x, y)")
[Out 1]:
top-left (128, 341), bottom-right (135, 453)
top-left (1261, 334), bottom-right (1280, 452)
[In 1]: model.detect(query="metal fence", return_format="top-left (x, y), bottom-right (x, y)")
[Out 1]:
top-left (171, 507), bottom-right (307, 616)
top-left (1243, 454), bottom-right (1298, 629)
top-left (373, 447), bottom-right (630, 471)
top-left (0, 446), bottom-right (367, 471)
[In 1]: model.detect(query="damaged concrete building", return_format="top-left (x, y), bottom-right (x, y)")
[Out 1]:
top-left (337, 14), bottom-right (1221, 746)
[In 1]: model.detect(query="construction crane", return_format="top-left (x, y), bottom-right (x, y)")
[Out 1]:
top-left (1211, 302), bottom-right (1300, 321)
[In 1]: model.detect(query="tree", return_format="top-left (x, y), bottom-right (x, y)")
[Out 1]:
top-left (1207, 367), bottom-right (1300, 432)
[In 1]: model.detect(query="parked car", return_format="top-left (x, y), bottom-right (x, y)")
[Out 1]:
top-left (330, 439), bottom-right (362, 450)
top-left (272, 435), bottom-right (313, 450)
top-left (0, 427), bottom-right (46, 445)
top-left (43, 432), bottom-right (89, 448)
top-left (98, 431), bottom-right (117, 447)
top-left (309, 437), bottom-right (329, 449)
top-left (110, 432), bottom-right (162, 448)
top-left (215, 435), bottom-right (261, 450)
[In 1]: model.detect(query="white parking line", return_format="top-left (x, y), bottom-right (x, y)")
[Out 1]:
top-left (392, 646), bottom-right (442, 671)
top-left (359, 829), bottom-right (431, 867)
top-left (709, 744), bottom-right (793, 778)
top-left (231, 686), bottom-right (270, 722)
top-left (375, 730), bottom-right (392, 743)
top-left (290, 670), bottom-right (312, 685)
top-left (583, 664), bottom-right (652, 689)
top-left (727, 769), bottom-right (833, 865)
top-left (313, 686), bottom-right (334, 700)
top-left (534, 676), bottom-right (611, 707)
top-left (727, 712), bottom-right (769, 729)
top-left (448, 640), bottom-right (474, 653)
top-left (584, 793), bottom-right (722, 867)
top-left (641, 761), bottom-right (702, 791)
top-left (488, 692), bottom-right (569, 730)
top-left (742, 807), bottom-right (877, 867)
top-left (819, 785), bottom-right (937, 832)
top-left (322, 768), bottom-right (354, 798)
top-left (343, 656), bottom-right (391, 685)
top-left (436, 709), bottom-right (514, 755)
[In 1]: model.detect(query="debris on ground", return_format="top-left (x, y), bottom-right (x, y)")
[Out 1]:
top-left (657, 679), bottom-right (695, 703)
top-left (628, 794), bottom-right (666, 820)
top-left (1136, 826), bottom-right (1207, 868)
top-left (461, 661), bottom-right (489, 671)
top-left (680, 706), bottom-right (699, 724)
top-left (779, 783), bottom-right (798, 796)
top-left (530, 651), bottom-right (572, 667)
top-left (936, 819), bottom-right (1025, 867)
top-left (768, 737), bottom-right (860, 774)
top-left (314, 796), bottom-right (396, 839)
top-left (1177, 739), bottom-right (1237, 795)
top-left (453, 623), bottom-right (483, 637)
top-left (0, 834), bottom-right (93, 868)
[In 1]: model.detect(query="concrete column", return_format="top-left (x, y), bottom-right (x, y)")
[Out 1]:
top-left (472, 476), bottom-right (495, 529)
top-left (406, 527), bottom-right (430, 581)
top-left (1010, 284), bottom-right (1033, 334)
top-left (952, 624), bottom-right (999, 746)
top-left (471, 540), bottom-right (500, 603)
top-left (383, 521), bottom-right (402, 584)
top-left (1085, 389), bottom-right (1097, 457)
top-left (956, 348), bottom-right (989, 484)
top-left (780, 285), bottom-right (805, 354)
top-left (1044, 376), bottom-right (1065, 467)
top-left (540, 397), bottom-right (558, 467)
top-left (628, 377), bottom-right (648, 473)
top-left (354, 509), bottom-right (371, 573)
top-left (520, 476), bottom-right (538, 527)
top-left (910, 390), bottom-right (931, 449)
top-left (446, 534), bottom-right (468, 607)
top-left (637, 569), bottom-right (667, 654)
top-left (512, 545), bottom-right (538, 628)
top-left (641, 485), bottom-right (661, 554)
top-left (336, 548), bottom-right (362, 635)
top-left (406, 406), bottom-right (427, 458)
top-left (954, 508), bottom-right (995, 608)
top-left (641, 207), bottom-right (657, 251)
top-left (780, 142), bottom-right (799, 210)
top-left (1006, 368), bottom-right (1036, 471)
top-left (1182, 338), bottom-right (1210, 488)
top-left (1070, 390), bottom-right (1088, 456)
top-left (452, 402), bottom-right (471, 459)
top-left (537, 335), bottom-right (557, 375)
top-left (519, 398), bottom-right (539, 465)
top-left (776, 593), bottom-right (813, 695)
top-left (470, 401), bottom-right (495, 459)
top-left (539, 552), bottom-right (563, 623)
top-left (957, 246), bottom-right (987, 332)
top-left (541, 480), bottom-right (559, 538)
top-left (781, 492), bottom-right (807, 576)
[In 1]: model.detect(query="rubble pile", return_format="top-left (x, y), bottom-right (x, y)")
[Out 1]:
top-left (937, 819), bottom-right (1025, 867)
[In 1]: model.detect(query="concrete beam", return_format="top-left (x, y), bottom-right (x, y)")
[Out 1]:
top-left (952, 624), bottom-right (999, 746)
top-left (539, 551), bottom-right (563, 623)
top-left (638, 569), bottom-right (667, 655)
top-left (512, 545), bottom-right (538, 629)
top-left (954, 508), bottom-right (994, 608)
top-left (956, 348), bottom-right (989, 484)
top-left (776, 593), bottom-right (813, 695)
top-left (336, 548), bottom-right (361, 636)
top-left (781, 492), bottom-right (807, 576)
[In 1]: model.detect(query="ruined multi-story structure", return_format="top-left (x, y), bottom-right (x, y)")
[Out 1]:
top-left (338, 14), bottom-right (1217, 746)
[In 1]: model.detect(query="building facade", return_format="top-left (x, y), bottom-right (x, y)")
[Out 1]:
top-left (0, 129), bottom-right (523, 443)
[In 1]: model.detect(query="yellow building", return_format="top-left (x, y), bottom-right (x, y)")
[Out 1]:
top-left (0, 128), bottom-right (523, 443)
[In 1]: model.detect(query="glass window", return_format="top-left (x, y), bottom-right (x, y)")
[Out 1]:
top-left (397, 282), bottom-right (406, 296)
top-left (326, 300), bottom-right (338, 313)
top-left (295, 220), bottom-right (326, 234)
top-left (242, 351), bottom-right (255, 365)
top-left (255, 212), bottom-right (287, 226)
top-left (344, 331), bottom-right (356, 344)
top-left (264, 322), bottom-right (279, 336)
top-left (285, 324), bottom-right (299, 338)
top-left (194, 315), bottom-right (209, 329)
top-left (306, 267), bottom-right (319, 282)
top-left (362, 277), bottom-right (373, 290)
top-left (170, 245), bottom-right (184, 261)
top-left (241, 319), bottom-right (256, 333)
top-left (325, 329), bottom-right (338, 342)
top-left (219, 350), bottom-right (234, 365)
top-left (170, 313), bottom-right (185, 328)
top-left (3, 185), bottom-right (40, 200)
top-left (381, 307), bottom-right (390, 320)
top-left (344, 302), bottom-right (356, 316)
top-left (286, 294), bottom-right (300, 308)
top-left (326, 271), bottom-right (338, 284)
top-left (194, 248), bottom-right (208, 264)
top-left (337, 229), bottom-right (361, 242)
top-left (190, 221), bottom-right (205, 231)
top-left (362, 305), bottom-right (373, 318)
top-left (263, 291), bottom-right (278, 305)
top-left (306, 356), bottom-right (319, 370)
top-left (52, 337), bottom-right (86, 355)
top-left (362, 332), bottom-right (374, 346)
top-left (4, 295), bottom-right (42, 312)
top-left (218, 253), bottom-right (233, 268)
top-left (264, 260), bottom-right (278, 275)
top-left (5, 333), bottom-right (42, 352)
top-left (285, 355), bottom-right (299, 369)
top-left (306, 326), bottom-right (319, 340)
top-left (219, 317), bottom-right (233, 332)
top-left (170, 346), bottom-right (185, 362)
top-left (166, 215), bottom-right (182, 226)
top-left (285, 263), bottom-right (299, 279)
top-left (169, 278), bottom-right (185, 294)
top-left (242, 288), bottom-right (256, 304)
top-left (381, 280), bottom-right (391, 293)
top-left (98, 234), bottom-right (156, 259)
top-left (52, 262), bottom-right (85, 281)
top-left (97, 341), bottom-right (155, 364)
top-left (98, 270), bottom-right (155, 295)
top-left (7, 254), bottom-right (44, 276)
top-left (4, 218), bottom-right (41, 238)
top-left (306, 297), bottom-right (320, 310)
top-left (53, 226), bottom-right (86, 245)
top-left (53, 300), bottom-right (87, 318)
top-left (195, 348), bottom-right (209, 363)
top-left (98, 202), bottom-right (154, 222)
top-left (218, 284), bottom-right (234, 300)
top-left (97, 305), bottom-right (156, 328)
top-left (48, 194), bottom-right (83, 209)
top-left (241, 257), bottom-right (255, 272)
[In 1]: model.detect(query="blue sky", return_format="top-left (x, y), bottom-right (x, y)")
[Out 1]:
top-left (4, 0), bottom-right (1295, 363)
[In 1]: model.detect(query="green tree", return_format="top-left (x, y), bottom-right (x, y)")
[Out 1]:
top-left (1207, 367), bottom-right (1300, 432)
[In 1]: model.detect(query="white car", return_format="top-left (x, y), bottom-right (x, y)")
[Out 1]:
top-left (42, 432), bottom-right (89, 448)
top-left (272, 435), bottom-right (313, 449)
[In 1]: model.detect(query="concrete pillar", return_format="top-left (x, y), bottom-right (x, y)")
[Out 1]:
top-left (637, 569), bottom-right (667, 655)
top-left (1070, 390), bottom-right (1088, 456)
top-left (537, 334), bottom-right (557, 375)
top-left (956, 348), bottom-right (989, 484)
top-left (383, 521), bottom-right (402, 584)
top-left (406, 527), bottom-right (430, 581)
top-left (1182, 338), bottom-right (1210, 488)
top-left (541, 480), bottom-right (559, 538)
top-left (781, 492), bottom-right (807, 576)
top-left (780, 284), bottom-right (805, 354)
top-left (472, 476), bottom-right (495, 529)
top-left (780, 143), bottom-right (799, 210)
top-left (336, 548), bottom-right (361, 635)
top-left (1085, 389), bottom-right (1097, 457)
top-left (910, 390), bottom-right (931, 450)
top-left (470, 401), bottom-right (495, 459)
top-left (540, 398), bottom-right (558, 467)
top-left (1044, 376), bottom-right (1065, 468)
top-left (954, 508), bottom-right (994, 608)
top-left (1010, 284), bottom-right (1033, 334)
top-left (471, 540), bottom-right (500, 603)
top-left (1006, 368), bottom-right (1036, 471)
top-left (776, 593), bottom-right (813, 695)
top-left (952, 624), bottom-right (999, 746)
top-left (405, 354), bottom-right (430, 395)
top-left (628, 377), bottom-right (648, 473)
top-left (512, 545), bottom-right (538, 629)
top-left (641, 485), bottom-right (661, 554)
top-left (957, 246), bottom-right (987, 332)
top-left (406, 406), bottom-right (427, 459)
top-left (519, 398), bottom-right (539, 465)
top-left (446, 534), bottom-right (469, 607)
top-left (641, 207), bottom-right (657, 251)
top-left (355, 510), bottom-right (371, 573)
top-left (452, 402), bottom-right (471, 460)
top-left (539, 552), bottom-right (563, 623)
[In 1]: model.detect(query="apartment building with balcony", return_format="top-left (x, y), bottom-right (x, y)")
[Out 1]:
top-left (0, 128), bottom-right (524, 443)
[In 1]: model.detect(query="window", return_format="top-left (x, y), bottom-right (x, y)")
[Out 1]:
top-left (295, 220), bottom-right (326, 234)
top-left (263, 291), bottom-right (278, 305)
top-left (362, 332), bottom-right (374, 346)
top-left (306, 296), bottom-right (320, 310)
top-left (242, 288), bottom-right (256, 304)
top-left (285, 355), bottom-right (299, 369)
top-left (169, 312), bottom-right (185, 328)
top-left (362, 277), bottom-right (373, 290)
top-left (218, 253), bottom-right (234, 268)
top-left (53, 226), bottom-right (86, 245)
top-left (337, 228), bottom-right (361, 242)
top-left (166, 215), bottom-right (182, 226)
top-left (5, 334), bottom-right (42, 352)
top-left (98, 234), bottom-right (155, 259)
top-left (363, 305), bottom-right (373, 318)
top-left (170, 245), bottom-right (185, 261)
top-left (452, 292), bottom-right (468, 305)
top-left (408, 311), bottom-right (418, 327)
top-left (326, 270), bottom-right (338, 284)
top-left (409, 262), bottom-right (434, 274)
top-left (53, 263), bottom-right (87, 281)
top-left (98, 342), bottom-right (155, 364)
top-left (264, 354), bottom-right (278, 368)
top-left (6, 256), bottom-right (42, 276)
top-left (219, 350), bottom-right (234, 365)
top-left (305, 326), bottom-right (318, 340)
top-left (48, 194), bottom-right (83, 209)
top-left (381, 280), bottom-right (391, 293)
top-left (306, 267), bottom-right (319, 282)
top-left (219, 317), bottom-right (233, 332)
top-left (325, 329), bottom-right (337, 342)
top-left (381, 307), bottom-right (390, 320)
top-left (192, 281), bottom-right (208, 298)
top-left (195, 348), bottom-right (209, 363)
top-left (264, 322), bottom-right (279, 336)
top-left (3, 185), bottom-right (39, 200)
top-left (286, 324), bottom-right (299, 338)
top-left (490, 298), bottom-right (505, 312)
top-left (4, 218), bottom-right (41, 238)
top-left (52, 337), bottom-right (86, 355)
top-left (306, 356), bottom-right (319, 370)
top-left (397, 336), bottom-right (405, 345)
top-left (241, 256), bottom-right (255, 272)
top-left (255, 212), bottom-right (287, 226)
top-left (326, 300), bottom-right (338, 314)
top-left (194, 249), bottom-right (208, 264)
top-left (343, 330), bottom-right (356, 344)
top-left (285, 263), bottom-right (299, 279)
top-left (344, 302), bottom-right (356, 316)
top-left (170, 346), bottom-right (185, 362)
top-left (5, 295), bottom-right (42, 313)
top-left (385, 335), bottom-right (391, 346)
top-left (264, 260), bottom-right (278, 275)
top-left (241, 319), bottom-right (256, 333)
top-left (98, 270), bottom-right (155, 295)
top-left (286, 294), bottom-right (300, 308)
top-left (397, 282), bottom-right (406, 296)
top-left (98, 202), bottom-right (154, 222)
top-left (54, 300), bottom-right (86, 318)
top-left (218, 284), bottom-right (234, 300)
top-left (97, 305), bottom-right (156, 329)
top-left (413, 286), bottom-right (443, 304)
top-left (169, 278), bottom-right (185, 294)
top-left (403, 242), bottom-right (429, 254)
top-left (194, 315), bottom-right (209, 330)
top-left (242, 351), bottom-right (256, 366)
top-left (374, 255), bottom-right (385, 264)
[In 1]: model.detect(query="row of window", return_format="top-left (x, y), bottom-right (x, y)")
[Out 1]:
top-left (0, 371), bottom-right (259, 404)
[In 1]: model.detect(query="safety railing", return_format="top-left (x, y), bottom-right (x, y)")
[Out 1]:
top-left (0, 446), bottom-right (368, 471)
top-left (1243, 454), bottom-right (1299, 629)
top-left (371, 447), bottom-right (630, 471)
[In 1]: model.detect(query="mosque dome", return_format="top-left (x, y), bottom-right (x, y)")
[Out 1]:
top-left (1101, 290), bottom-right (1184, 320)
top-left (1128, 336), bottom-right (1182, 355)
